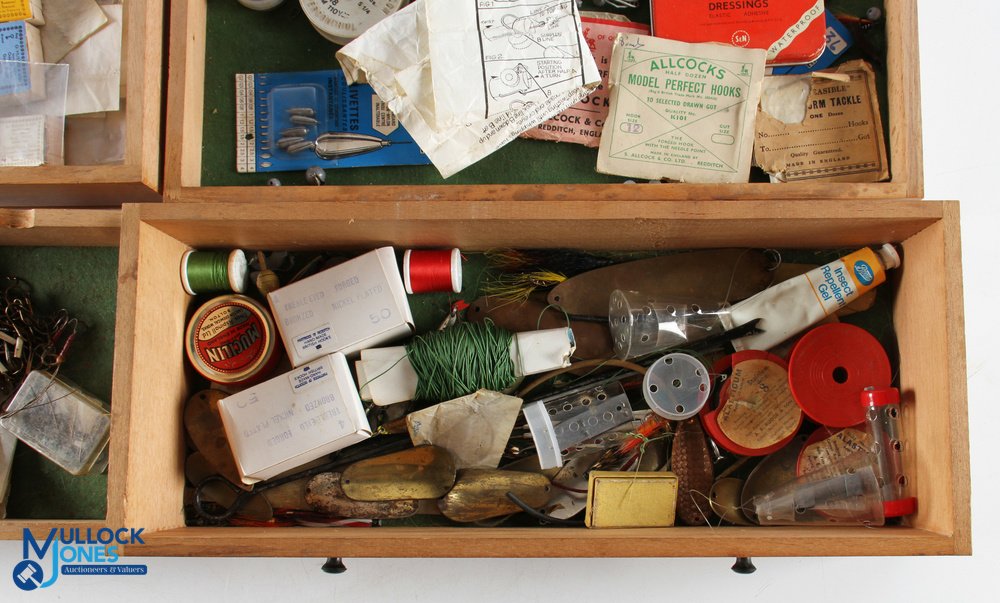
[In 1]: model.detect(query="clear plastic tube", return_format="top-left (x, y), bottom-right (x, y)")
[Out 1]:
top-left (752, 450), bottom-right (885, 526)
top-left (862, 387), bottom-right (916, 517)
top-left (609, 290), bottom-right (730, 360)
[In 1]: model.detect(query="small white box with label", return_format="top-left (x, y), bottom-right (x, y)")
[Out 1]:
top-left (218, 353), bottom-right (371, 484)
top-left (267, 247), bottom-right (414, 366)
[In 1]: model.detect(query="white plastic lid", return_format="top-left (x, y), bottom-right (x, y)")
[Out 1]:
top-left (237, 0), bottom-right (285, 10)
top-left (643, 353), bottom-right (711, 420)
top-left (877, 243), bottom-right (901, 270)
top-left (448, 248), bottom-right (462, 293)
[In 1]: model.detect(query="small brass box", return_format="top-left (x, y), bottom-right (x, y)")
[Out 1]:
top-left (585, 471), bottom-right (678, 528)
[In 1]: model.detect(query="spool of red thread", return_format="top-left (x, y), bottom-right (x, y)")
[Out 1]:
top-left (403, 248), bottom-right (462, 294)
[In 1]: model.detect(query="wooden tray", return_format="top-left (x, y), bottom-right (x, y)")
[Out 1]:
top-left (0, 208), bottom-right (123, 539)
top-left (112, 199), bottom-right (969, 558)
top-left (163, 0), bottom-right (923, 203)
top-left (0, 1), bottom-right (165, 207)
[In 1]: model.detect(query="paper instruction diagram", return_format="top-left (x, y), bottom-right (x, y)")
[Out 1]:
top-left (478, 0), bottom-right (589, 116)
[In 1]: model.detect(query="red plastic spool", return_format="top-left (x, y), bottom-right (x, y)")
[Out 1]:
top-left (700, 350), bottom-right (802, 457)
top-left (788, 323), bottom-right (892, 428)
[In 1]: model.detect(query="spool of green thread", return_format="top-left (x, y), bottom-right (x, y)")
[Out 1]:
top-left (180, 250), bottom-right (248, 295)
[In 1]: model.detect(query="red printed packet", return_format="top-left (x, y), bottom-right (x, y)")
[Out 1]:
top-left (520, 14), bottom-right (650, 148)
top-left (651, 0), bottom-right (826, 66)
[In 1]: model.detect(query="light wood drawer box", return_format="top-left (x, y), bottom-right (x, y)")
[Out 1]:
top-left (0, 208), bottom-right (123, 539)
top-left (164, 0), bottom-right (923, 203)
top-left (0, 1), bottom-right (165, 207)
top-left (112, 199), bottom-right (969, 558)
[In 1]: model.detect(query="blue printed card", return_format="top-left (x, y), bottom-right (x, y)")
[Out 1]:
top-left (236, 70), bottom-right (430, 173)
top-left (0, 21), bottom-right (32, 97)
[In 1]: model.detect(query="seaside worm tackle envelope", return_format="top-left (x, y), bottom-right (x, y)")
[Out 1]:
top-left (754, 60), bottom-right (889, 183)
top-left (597, 34), bottom-right (766, 183)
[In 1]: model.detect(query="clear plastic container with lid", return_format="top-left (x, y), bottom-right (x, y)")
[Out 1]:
top-left (1, 370), bottom-right (111, 476)
top-left (751, 450), bottom-right (886, 526)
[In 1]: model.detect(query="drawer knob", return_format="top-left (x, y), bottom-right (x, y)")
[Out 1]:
top-left (321, 558), bottom-right (347, 574)
top-left (731, 557), bottom-right (756, 574)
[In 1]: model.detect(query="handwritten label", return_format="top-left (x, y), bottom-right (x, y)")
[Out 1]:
top-left (716, 359), bottom-right (800, 449)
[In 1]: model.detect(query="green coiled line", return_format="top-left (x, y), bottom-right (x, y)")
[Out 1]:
top-left (404, 321), bottom-right (516, 403)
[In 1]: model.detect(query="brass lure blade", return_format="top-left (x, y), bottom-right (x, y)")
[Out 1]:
top-left (306, 472), bottom-right (419, 519)
top-left (709, 477), bottom-right (753, 525)
top-left (438, 469), bottom-right (551, 523)
top-left (255, 251), bottom-right (280, 295)
top-left (340, 445), bottom-right (457, 501)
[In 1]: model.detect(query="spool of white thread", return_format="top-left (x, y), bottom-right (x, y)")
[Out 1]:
top-left (299, 0), bottom-right (406, 45)
top-left (237, 0), bottom-right (285, 10)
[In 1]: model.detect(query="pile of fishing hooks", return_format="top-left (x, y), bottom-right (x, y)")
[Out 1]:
top-left (1, 277), bottom-right (84, 413)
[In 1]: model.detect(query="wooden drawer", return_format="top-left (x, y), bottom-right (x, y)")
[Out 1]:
top-left (0, 208), bottom-right (123, 539)
top-left (163, 0), bottom-right (923, 203)
top-left (113, 199), bottom-right (969, 557)
top-left (0, 1), bottom-right (165, 207)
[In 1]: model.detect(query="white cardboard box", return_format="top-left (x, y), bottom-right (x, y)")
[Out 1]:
top-left (267, 247), bottom-right (414, 366)
top-left (217, 352), bottom-right (372, 484)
